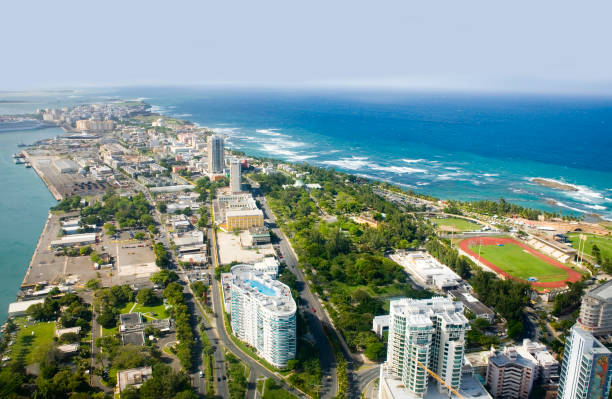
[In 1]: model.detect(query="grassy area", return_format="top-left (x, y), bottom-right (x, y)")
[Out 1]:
top-left (263, 378), bottom-right (299, 399)
top-left (433, 217), bottom-right (481, 232)
top-left (102, 325), bottom-right (118, 337)
top-left (568, 233), bottom-right (612, 260)
top-left (471, 243), bottom-right (569, 282)
top-left (9, 318), bottom-right (55, 366)
top-left (118, 300), bottom-right (169, 319)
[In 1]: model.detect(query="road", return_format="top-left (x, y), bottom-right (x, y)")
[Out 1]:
top-left (352, 366), bottom-right (380, 399)
top-left (208, 225), bottom-right (309, 398)
top-left (141, 186), bottom-right (230, 398)
top-left (253, 189), bottom-right (343, 399)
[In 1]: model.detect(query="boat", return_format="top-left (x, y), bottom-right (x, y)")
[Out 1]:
top-left (14, 158), bottom-right (25, 164)
top-left (25, 162), bottom-right (31, 168)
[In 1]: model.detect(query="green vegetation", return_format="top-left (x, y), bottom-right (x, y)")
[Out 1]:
top-left (118, 300), bottom-right (169, 320)
top-left (470, 242), bottom-right (569, 282)
top-left (153, 242), bottom-right (171, 269)
top-left (163, 282), bottom-right (196, 371)
top-left (93, 285), bottom-right (135, 329)
top-left (8, 318), bottom-right (55, 366)
top-left (568, 233), bottom-right (612, 270)
top-left (135, 288), bottom-right (157, 306)
top-left (464, 198), bottom-right (581, 221)
top-left (263, 378), bottom-right (299, 399)
top-left (52, 195), bottom-right (84, 212)
top-left (251, 166), bottom-right (432, 356)
top-left (433, 217), bottom-right (481, 232)
top-left (80, 191), bottom-right (154, 230)
top-left (553, 281), bottom-right (586, 316)
top-left (225, 352), bottom-right (248, 399)
top-left (150, 269), bottom-right (178, 286)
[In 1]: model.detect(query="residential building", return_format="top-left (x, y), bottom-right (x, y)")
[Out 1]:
top-left (486, 346), bottom-right (536, 399)
top-left (578, 280), bottom-right (612, 336)
top-left (372, 315), bottom-right (390, 337)
top-left (76, 119), bottom-right (114, 132)
top-left (383, 297), bottom-right (470, 397)
top-left (230, 158), bottom-right (242, 193)
top-left (230, 264), bottom-right (296, 368)
top-left (207, 134), bottom-right (224, 174)
top-left (558, 325), bottom-right (612, 399)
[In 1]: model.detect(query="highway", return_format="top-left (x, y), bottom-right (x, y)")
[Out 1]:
top-left (352, 366), bottom-right (380, 399)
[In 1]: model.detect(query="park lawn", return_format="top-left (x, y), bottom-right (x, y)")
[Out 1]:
top-left (434, 217), bottom-right (481, 232)
top-left (470, 243), bottom-right (568, 283)
top-left (118, 300), bottom-right (169, 320)
top-left (10, 318), bottom-right (55, 366)
top-left (263, 378), bottom-right (299, 399)
top-left (568, 233), bottom-right (612, 261)
top-left (102, 326), bottom-right (118, 337)
top-left (330, 281), bottom-right (407, 299)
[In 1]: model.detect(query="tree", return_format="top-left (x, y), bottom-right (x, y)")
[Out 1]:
top-left (79, 246), bottom-right (93, 256)
top-left (97, 311), bottom-right (117, 329)
top-left (85, 279), bottom-right (100, 290)
top-left (134, 232), bottom-right (146, 240)
top-left (104, 223), bottom-right (116, 236)
top-left (151, 270), bottom-right (178, 287)
top-left (156, 203), bottom-right (167, 213)
top-left (136, 288), bottom-right (156, 306)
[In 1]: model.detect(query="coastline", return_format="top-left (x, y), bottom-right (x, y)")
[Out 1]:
top-left (21, 214), bottom-right (51, 287)
top-left (24, 152), bottom-right (63, 200)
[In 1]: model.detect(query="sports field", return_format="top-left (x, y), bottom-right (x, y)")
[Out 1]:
top-left (434, 217), bottom-right (481, 232)
top-left (459, 236), bottom-right (582, 288)
top-left (568, 233), bottom-right (612, 260)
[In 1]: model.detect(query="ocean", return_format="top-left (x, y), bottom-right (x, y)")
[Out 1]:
top-left (0, 87), bottom-right (611, 321)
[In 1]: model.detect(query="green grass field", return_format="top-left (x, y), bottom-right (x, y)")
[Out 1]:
top-left (9, 318), bottom-right (55, 366)
top-left (434, 217), bottom-right (481, 232)
top-left (568, 233), bottom-right (612, 261)
top-left (118, 300), bottom-right (169, 320)
top-left (470, 243), bottom-right (569, 282)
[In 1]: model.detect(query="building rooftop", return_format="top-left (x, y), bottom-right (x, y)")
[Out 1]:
top-left (390, 296), bottom-right (469, 327)
top-left (586, 280), bottom-right (612, 303)
top-left (231, 265), bottom-right (296, 317)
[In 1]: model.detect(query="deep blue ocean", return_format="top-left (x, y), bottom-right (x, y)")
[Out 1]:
top-left (1, 87), bottom-right (611, 320)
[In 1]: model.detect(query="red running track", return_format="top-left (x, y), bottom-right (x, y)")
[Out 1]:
top-left (458, 236), bottom-right (582, 288)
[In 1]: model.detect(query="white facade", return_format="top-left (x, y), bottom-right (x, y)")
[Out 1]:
top-left (230, 265), bottom-right (296, 368)
top-left (579, 280), bottom-right (612, 336)
top-left (207, 134), bottom-right (224, 174)
top-left (384, 297), bottom-right (470, 397)
top-left (558, 325), bottom-right (612, 399)
top-left (390, 252), bottom-right (461, 291)
top-left (230, 159), bottom-right (242, 193)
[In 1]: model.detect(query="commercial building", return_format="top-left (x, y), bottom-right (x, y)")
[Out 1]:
top-left (227, 209), bottom-right (264, 231)
top-left (578, 280), bottom-right (612, 336)
top-left (50, 233), bottom-right (97, 248)
top-left (558, 325), bottom-right (612, 399)
top-left (390, 251), bottom-right (461, 291)
top-left (230, 158), bottom-right (242, 193)
top-left (383, 297), bottom-right (470, 397)
top-left (53, 158), bottom-right (79, 174)
top-left (229, 264), bottom-right (296, 368)
top-left (207, 134), bottom-right (224, 174)
top-left (7, 298), bottom-right (45, 317)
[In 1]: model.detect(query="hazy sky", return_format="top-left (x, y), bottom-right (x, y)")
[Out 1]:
top-left (3, 0), bottom-right (612, 94)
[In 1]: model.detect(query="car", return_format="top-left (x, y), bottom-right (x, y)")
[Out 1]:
top-left (199, 371), bottom-right (204, 378)
top-left (217, 377), bottom-right (221, 381)
top-left (222, 376), bottom-right (226, 380)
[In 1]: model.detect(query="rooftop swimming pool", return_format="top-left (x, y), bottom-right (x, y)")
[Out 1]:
top-left (244, 279), bottom-right (276, 296)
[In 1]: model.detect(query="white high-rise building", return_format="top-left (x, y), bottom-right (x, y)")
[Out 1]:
top-left (383, 297), bottom-right (470, 398)
top-left (207, 134), bottom-right (224, 174)
top-left (230, 264), bottom-right (296, 368)
top-left (230, 159), bottom-right (242, 193)
top-left (558, 325), bottom-right (612, 399)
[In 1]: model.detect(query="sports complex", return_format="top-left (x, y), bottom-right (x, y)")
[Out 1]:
top-left (458, 236), bottom-right (582, 288)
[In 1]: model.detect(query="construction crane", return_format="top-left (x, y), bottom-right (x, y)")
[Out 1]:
top-left (410, 355), bottom-right (465, 399)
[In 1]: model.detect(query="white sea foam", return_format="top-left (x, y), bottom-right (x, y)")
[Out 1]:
top-left (529, 177), bottom-right (605, 206)
top-left (416, 182), bottom-right (430, 186)
top-left (173, 113), bottom-right (192, 117)
top-left (370, 164), bottom-right (427, 174)
top-left (322, 157), bottom-right (371, 170)
top-left (402, 158), bottom-right (426, 164)
top-left (584, 204), bottom-right (606, 211)
top-left (256, 129), bottom-right (285, 137)
top-left (482, 173), bottom-right (499, 177)
top-left (261, 143), bottom-right (297, 158)
top-left (547, 199), bottom-right (587, 214)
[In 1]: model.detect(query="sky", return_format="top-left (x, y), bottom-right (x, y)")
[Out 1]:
top-left (3, 0), bottom-right (612, 94)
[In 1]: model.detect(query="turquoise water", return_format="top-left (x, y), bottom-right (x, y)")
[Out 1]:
top-left (245, 279), bottom-right (276, 296)
top-left (0, 127), bottom-right (60, 322)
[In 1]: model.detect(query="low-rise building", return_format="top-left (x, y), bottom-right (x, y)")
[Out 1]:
top-left (7, 298), bottom-right (45, 317)
top-left (448, 290), bottom-right (495, 323)
top-left (390, 251), bottom-right (462, 291)
top-left (372, 315), bottom-right (389, 337)
top-left (116, 366), bottom-right (153, 394)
